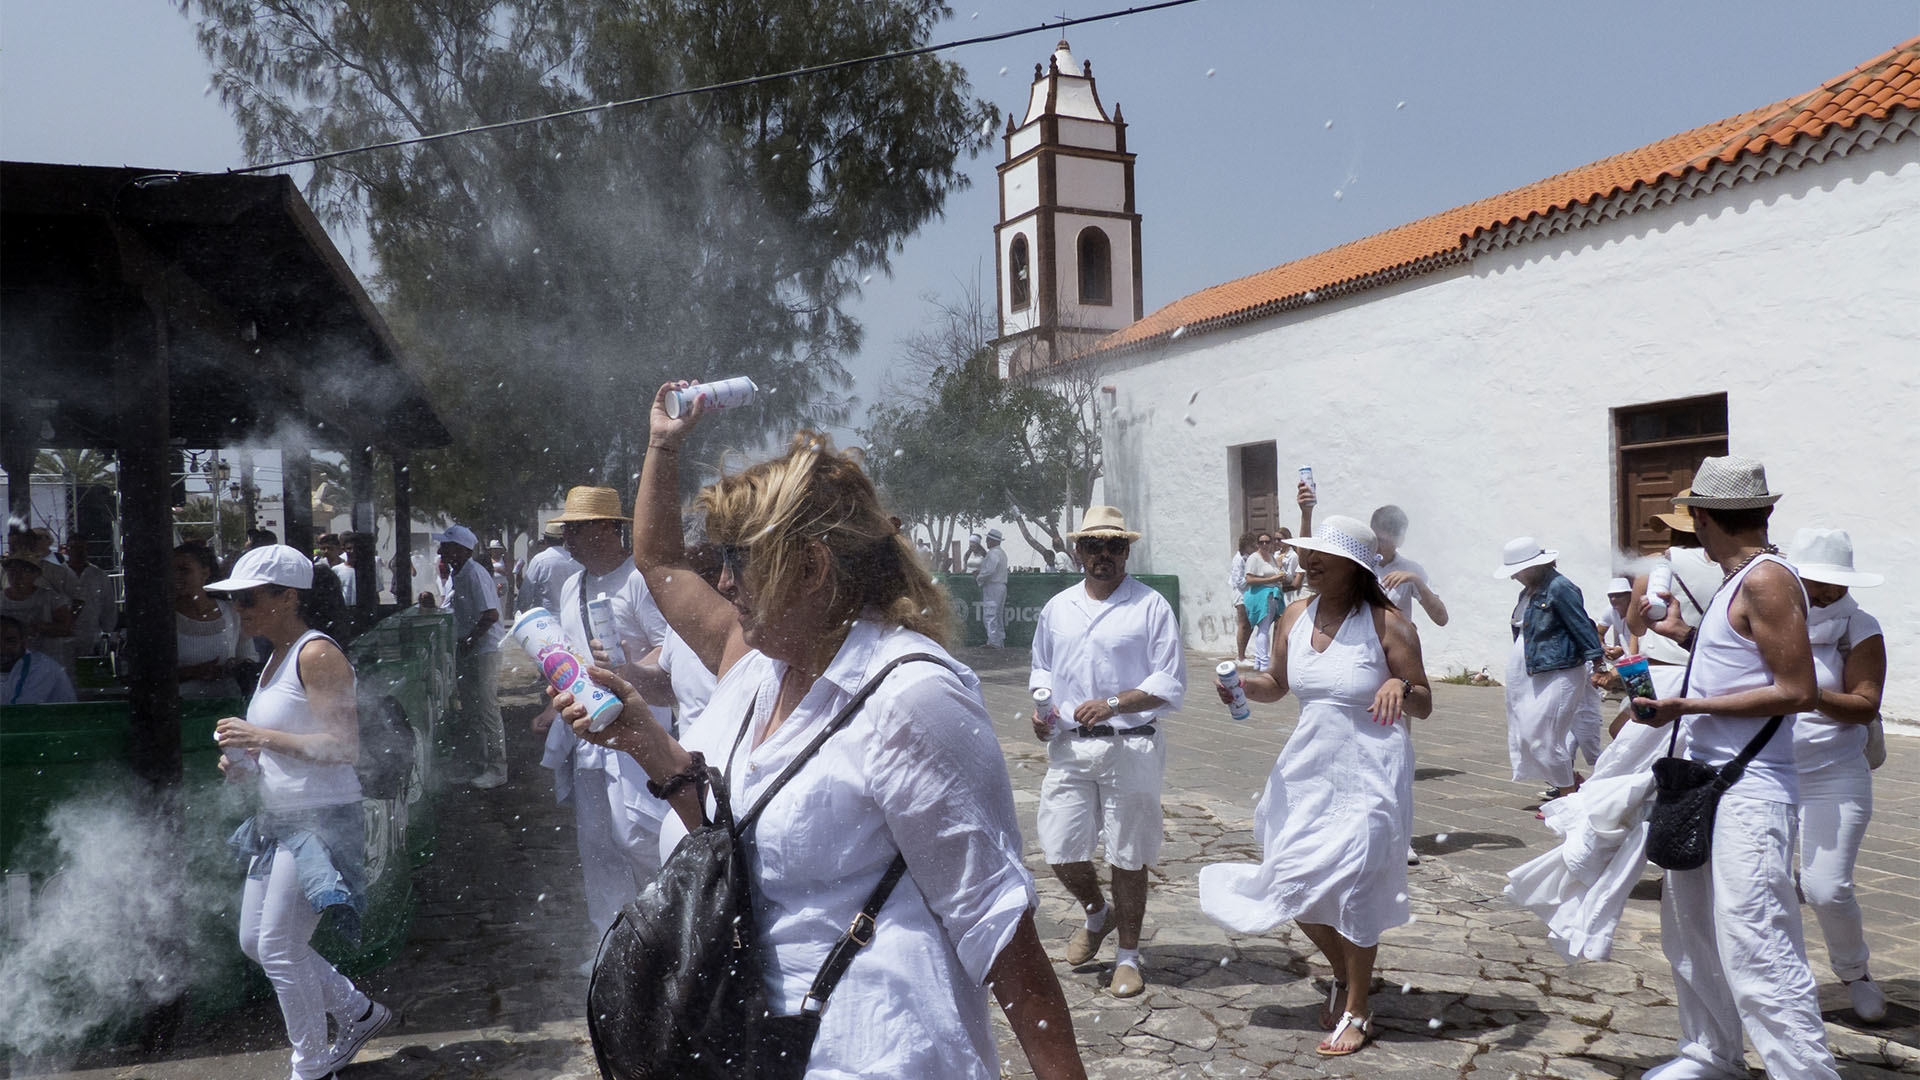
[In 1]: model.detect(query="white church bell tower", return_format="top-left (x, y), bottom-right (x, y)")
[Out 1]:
top-left (993, 40), bottom-right (1143, 378)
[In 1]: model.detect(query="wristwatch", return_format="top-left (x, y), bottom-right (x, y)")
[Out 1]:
top-left (1106, 695), bottom-right (1122, 714)
top-left (1400, 678), bottom-right (1415, 696)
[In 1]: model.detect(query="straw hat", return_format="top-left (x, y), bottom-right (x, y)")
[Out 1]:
top-left (549, 486), bottom-right (626, 524)
top-left (1495, 537), bottom-right (1558, 579)
top-left (1652, 490), bottom-right (1696, 533)
top-left (1672, 456), bottom-right (1781, 509)
top-left (1285, 515), bottom-right (1379, 577)
top-left (542, 520), bottom-right (566, 540)
top-left (1066, 506), bottom-right (1141, 542)
top-left (1787, 527), bottom-right (1882, 588)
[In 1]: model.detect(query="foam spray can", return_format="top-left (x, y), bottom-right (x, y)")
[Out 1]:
top-left (586, 593), bottom-right (628, 666)
top-left (511, 607), bottom-right (624, 732)
top-left (1215, 661), bottom-right (1252, 721)
top-left (664, 376), bottom-right (758, 419)
top-left (1032, 687), bottom-right (1061, 739)
top-left (214, 728), bottom-right (258, 776)
top-left (1298, 465), bottom-right (1318, 506)
top-left (1644, 562), bottom-right (1673, 621)
top-left (1615, 654), bottom-right (1659, 720)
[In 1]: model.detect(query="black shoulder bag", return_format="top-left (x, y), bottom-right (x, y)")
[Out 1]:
top-left (1644, 572), bottom-right (1785, 872)
top-left (586, 652), bottom-right (942, 1080)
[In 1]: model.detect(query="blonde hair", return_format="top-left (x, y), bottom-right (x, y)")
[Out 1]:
top-left (698, 431), bottom-right (951, 647)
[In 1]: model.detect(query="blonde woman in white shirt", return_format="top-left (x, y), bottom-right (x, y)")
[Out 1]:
top-left (1784, 528), bottom-right (1888, 1023)
top-left (555, 384), bottom-right (1086, 1080)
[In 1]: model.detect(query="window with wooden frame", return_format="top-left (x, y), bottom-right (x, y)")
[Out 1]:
top-left (1008, 235), bottom-right (1031, 310)
top-left (1615, 393), bottom-right (1728, 555)
top-left (1077, 226), bottom-right (1112, 305)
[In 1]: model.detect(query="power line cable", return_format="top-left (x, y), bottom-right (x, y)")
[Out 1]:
top-left (210, 0), bottom-right (1205, 176)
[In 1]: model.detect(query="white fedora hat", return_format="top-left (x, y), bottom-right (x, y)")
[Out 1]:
top-left (1495, 537), bottom-right (1558, 579)
top-left (1607, 576), bottom-right (1633, 594)
top-left (1285, 515), bottom-right (1379, 577)
top-left (1787, 527), bottom-right (1882, 588)
top-left (1672, 456), bottom-right (1782, 510)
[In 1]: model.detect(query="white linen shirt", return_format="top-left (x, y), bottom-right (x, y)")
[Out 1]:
top-left (1376, 553), bottom-right (1430, 621)
top-left (542, 559), bottom-right (672, 800)
top-left (1028, 575), bottom-right (1187, 729)
top-left (657, 619), bottom-right (1035, 1079)
top-left (519, 543), bottom-right (582, 613)
top-left (974, 545), bottom-right (1009, 586)
top-left (656, 627), bottom-right (717, 730)
top-left (449, 558), bottom-right (504, 653)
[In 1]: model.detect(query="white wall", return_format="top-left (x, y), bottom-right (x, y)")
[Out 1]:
top-left (1091, 137), bottom-right (1920, 716)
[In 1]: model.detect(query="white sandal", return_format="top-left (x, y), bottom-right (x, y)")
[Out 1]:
top-left (1317, 1010), bottom-right (1373, 1057)
top-left (1319, 979), bottom-right (1347, 1030)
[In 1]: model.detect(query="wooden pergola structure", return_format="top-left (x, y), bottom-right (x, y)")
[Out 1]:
top-left (1, 161), bottom-right (449, 787)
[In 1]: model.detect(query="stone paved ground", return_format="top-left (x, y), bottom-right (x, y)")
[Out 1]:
top-left (26, 646), bottom-right (1918, 1079)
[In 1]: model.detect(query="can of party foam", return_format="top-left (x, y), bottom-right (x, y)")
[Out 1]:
top-left (1298, 465), bottom-right (1317, 505)
top-left (586, 593), bottom-right (627, 667)
top-left (1644, 563), bottom-right (1673, 621)
top-left (213, 728), bottom-right (258, 775)
top-left (1216, 661), bottom-right (1252, 721)
top-left (664, 376), bottom-right (758, 419)
top-left (511, 607), bottom-right (623, 731)
top-left (1032, 687), bottom-right (1061, 739)
top-left (1616, 654), bottom-right (1658, 720)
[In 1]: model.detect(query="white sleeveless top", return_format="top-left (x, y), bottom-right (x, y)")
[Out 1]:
top-left (250, 629), bottom-right (363, 812)
top-left (1641, 546), bottom-right (1721, 666)
top-left (1680, 553), bottom-right (1803, 804)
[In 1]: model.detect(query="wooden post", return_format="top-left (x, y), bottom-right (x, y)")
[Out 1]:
top-left (349, 443), bottom-right (377, 628)
top-left (114, 298), bottom-right (180, 789)
top-left (392, 450), bottom-right (413, 603)
top-left (1, 436), bottom-right (32, 523)
top-left (283, 447), bottom-right (313, 556)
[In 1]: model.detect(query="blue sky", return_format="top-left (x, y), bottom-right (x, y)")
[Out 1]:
top-left (5, 0), bottom-right (1917, 441)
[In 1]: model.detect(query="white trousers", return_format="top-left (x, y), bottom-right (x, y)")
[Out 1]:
top-left (1569, 683), bottom-right (1604, 768)
top-left (1249, 616), bottom-right (1275, 672)
top-left (981, 582), bottom-right (1008, 647)
top-left (1660, 793), bottom-right (1838, 1080)
top-left (573, 766), bottom-right (661, 941)
top-left (1797, 759), bottom-right (1874, 981)
top-left (239, 848), bottom-right (367, 1080)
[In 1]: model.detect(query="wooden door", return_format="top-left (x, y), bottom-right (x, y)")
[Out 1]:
top-left (1619, 439), bottom-right (1726, 554)
top-left (1239, 442), bottom-right (1278, 537)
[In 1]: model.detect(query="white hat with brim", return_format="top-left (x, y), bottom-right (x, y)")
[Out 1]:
top-left (432, 524), bottom-right (479, 550)
top-left (1495, 537), bottom-right (1558, 579)
top-left (1608, 576), bottom-right (1633, 594)
top-left (1285, 515), bottom-right (1379, 577)
top-left (1066, 505), bottom-right (1142, 542)
top-left (1788, 527), bottom-right (1883, 588)
top-left (1671, 456), bottom-right (1782, 509)
top-left (986, 528), bottom-right (1003, 542)
top-left (208, 544), bottom-right (315, 592)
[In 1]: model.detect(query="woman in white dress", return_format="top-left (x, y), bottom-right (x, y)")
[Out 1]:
top-left (554, 383), bottom-right (1087, 1080)
top-left (174, 542), bottom-right (245, 699)
top-left (1198, 515), bottom-right (1431, 1057)
top-left (1785, 528), bottom-right (1889, 1022)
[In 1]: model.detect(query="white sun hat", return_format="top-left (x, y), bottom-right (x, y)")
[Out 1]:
top-left (1787, 527), bottom-right (1882, 588)
top-left (1284, 515), bottom-right (1379, 576)
top-left (1495, 537), bottom-right (1558, 579)
top-left (207, 544), bottom-right (316, 592)
top-left (1607, 576), bottom-right (1633, 594)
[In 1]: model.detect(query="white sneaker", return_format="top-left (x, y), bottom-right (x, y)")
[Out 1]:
top-left (1406, 846), bottom-right (1420, 865)
top-left (1848, 976), bottom-right (1888, 1022)
top-left (312, 1000), bottom-right (392, 1074)
top-left (470, 766), bottom-right (508, 789)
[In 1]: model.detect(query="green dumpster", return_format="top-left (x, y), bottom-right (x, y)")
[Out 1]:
top-left (936, 572), bottom-right (1182, 649)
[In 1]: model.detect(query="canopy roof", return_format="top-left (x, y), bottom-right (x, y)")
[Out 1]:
top-left (1, 161), bottom-right (449, 451)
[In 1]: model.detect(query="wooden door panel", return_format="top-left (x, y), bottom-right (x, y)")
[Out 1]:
top-left (1620, 439), bottom-right (1726, 554)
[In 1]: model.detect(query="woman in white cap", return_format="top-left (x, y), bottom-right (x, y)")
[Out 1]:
top-left (1498, 539), bottom-right (1607, 803)
top-left (1785, 527), bottom-right (1888, 1022)
top-left (1199, 515), bottom-right (1432, 1057)
top-left (207, 545), bottom-right (392, 1080)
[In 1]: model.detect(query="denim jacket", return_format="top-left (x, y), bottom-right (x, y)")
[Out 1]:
top-left (1512, 569), bottom-right (1605, 676)
top-left (229, 803), bottom-right (368, 945)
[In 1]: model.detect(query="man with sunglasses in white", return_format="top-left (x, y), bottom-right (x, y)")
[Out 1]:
top-left (1029, 506), bottom-right (1187, 998)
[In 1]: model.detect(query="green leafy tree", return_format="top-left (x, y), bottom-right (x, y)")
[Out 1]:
top-left (181, 0), bottom-right (995, 537)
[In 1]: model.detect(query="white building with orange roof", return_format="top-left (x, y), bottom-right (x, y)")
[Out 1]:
top-left (997, 36), bottom-right (1920, 715)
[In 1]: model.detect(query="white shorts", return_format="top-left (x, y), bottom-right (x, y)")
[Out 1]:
top-left (1037, 728), bottom-right (1166, 871)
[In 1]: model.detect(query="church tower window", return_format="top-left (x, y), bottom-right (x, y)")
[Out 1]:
top-left (1078, 227), bottom-right (1112, 305)
top-left (1010, 235), bottom-right (1031, 310)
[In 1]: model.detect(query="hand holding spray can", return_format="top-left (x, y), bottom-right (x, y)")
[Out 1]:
top-left (511, 607), bottom-right (624, 732)
top-left (214, 727), bottom-right (258, 776)
top-left (664, 376), bottom-right (758, 419)
top-left (1032, 688), bottom-right (1061, 739)
top-left (1644, 563), bottom-right (1673, 621)
top-left (1298, 466), bottom-right (1318, 506)
top-left (1615, 654), bottom-right (1659, 720)
top-left (586, 594), bottom-right (628, 667)
top-left (1216, 661), bottom-right (1252, 721)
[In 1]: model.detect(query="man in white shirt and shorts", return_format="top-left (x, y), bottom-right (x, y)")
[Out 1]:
top-left (1029, 507), bottom-right (1186, 998)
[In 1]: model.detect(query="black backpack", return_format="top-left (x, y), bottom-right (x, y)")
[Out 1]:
top-left (355, 692), bottom-right (418, 801)
top-left (585, 654), bottom-right (938, 1080)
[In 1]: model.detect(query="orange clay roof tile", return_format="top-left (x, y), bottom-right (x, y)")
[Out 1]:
top-left (1088, 35), bottom-right (1919, 358)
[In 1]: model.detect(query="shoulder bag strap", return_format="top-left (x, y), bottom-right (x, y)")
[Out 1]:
top-left (1669, 567), bottom-right (1705, 616)
top-left (735, 652), bottom-right (950, 834)
top-left (1712, 713), bottom-right (1786, 791)
top-left (799, 852), bottom-right (909, 1016)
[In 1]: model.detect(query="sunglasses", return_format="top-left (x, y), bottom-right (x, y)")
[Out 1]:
top-left (717, 544), bottom-right (750, 580)
top-left (1076, 537), bottom-right (1131, 557)
top-left (1257, 537), bottom-right (1274, 545)
top-left (231, 586), bottom-right (288, 609)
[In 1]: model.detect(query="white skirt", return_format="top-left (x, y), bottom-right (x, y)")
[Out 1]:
top-left (1504, 634), bottom-right (1587, 786)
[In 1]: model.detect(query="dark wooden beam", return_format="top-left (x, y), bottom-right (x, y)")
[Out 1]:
top-left (391, 450), bottom-right (413, 603)
top-left (282, 447), bottom-right (313, 556)
top-left (349, 443), bottom-right (377, 631)
top-left (113, 296), bottom-right (180, 788)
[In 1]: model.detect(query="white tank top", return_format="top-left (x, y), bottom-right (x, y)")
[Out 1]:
top-left (250, 629), bottom-right (363, 812)
top-left (1680, 553), bottom-right (1803, 804)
